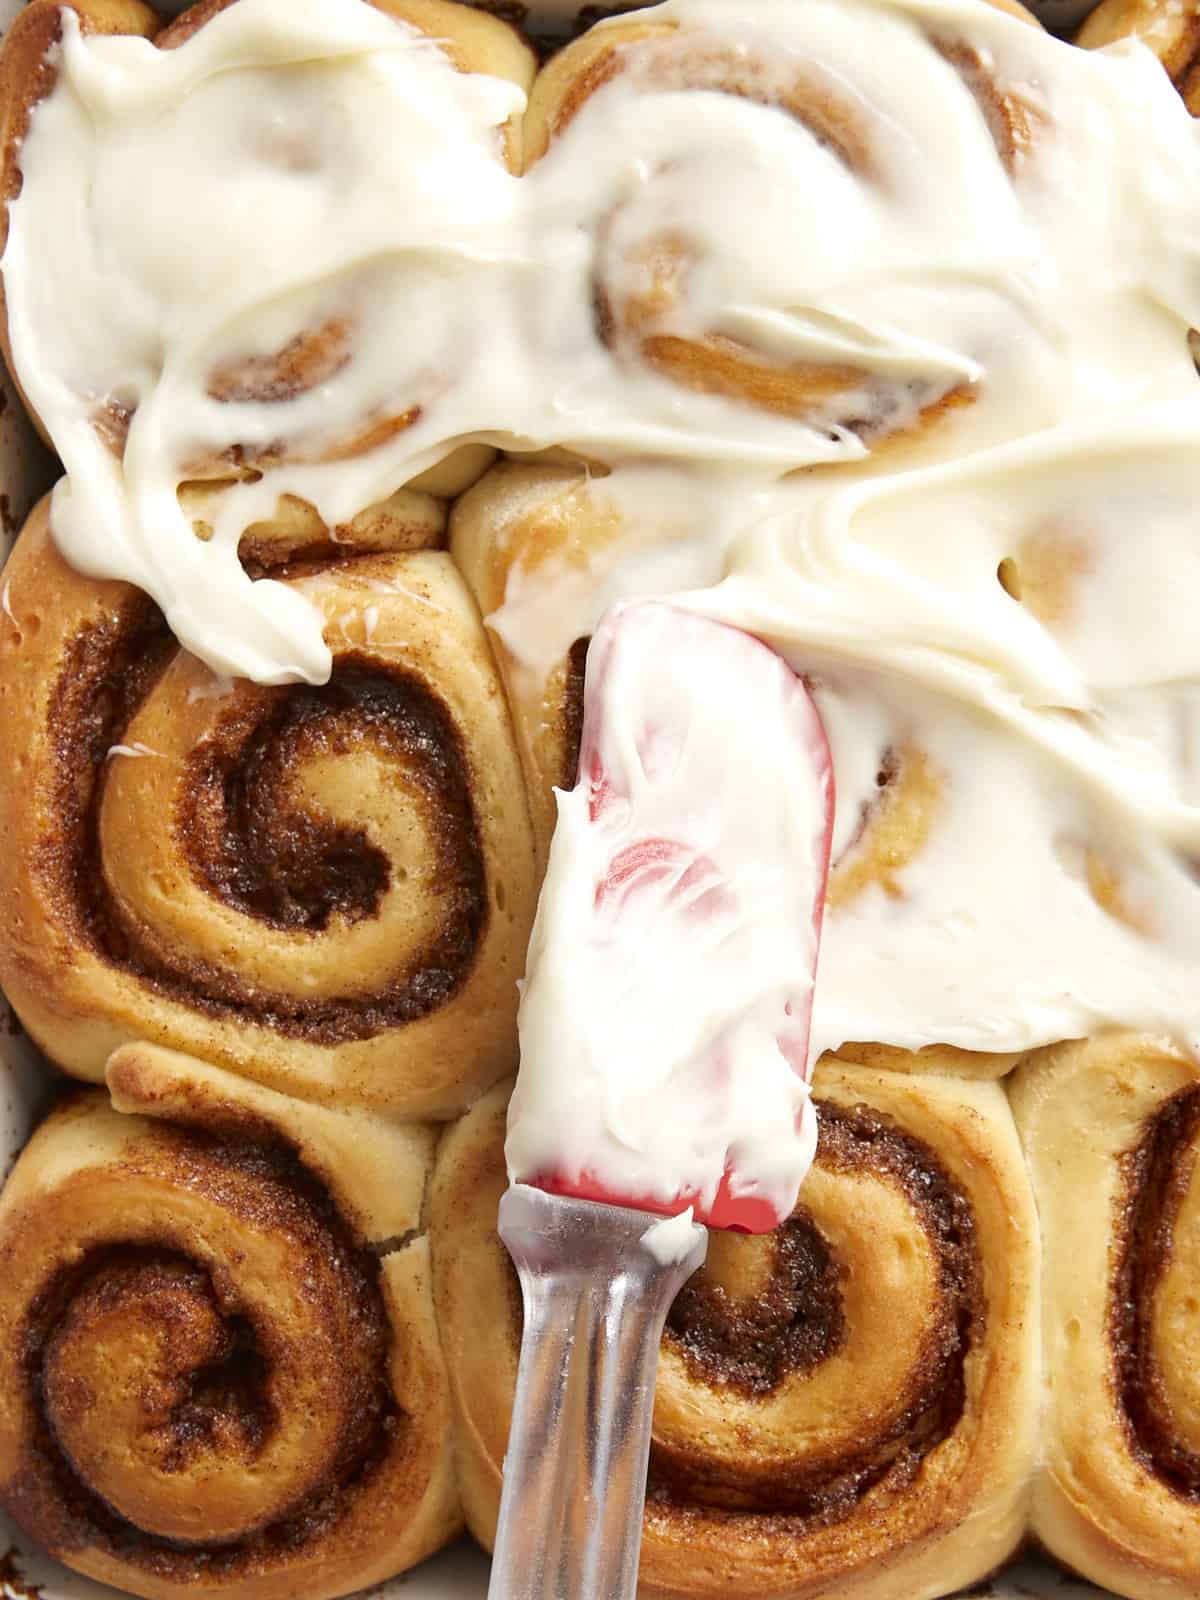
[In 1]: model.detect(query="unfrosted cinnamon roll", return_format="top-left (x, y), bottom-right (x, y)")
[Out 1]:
top-left (1077, 0), bottom-right (1200, 113)
top-left (0, 492), bottom-right (538, 1118)
top-left (432, 1052), bottom-right (1039, 1600)
top-left (0, 1042), bottom-right (459, 1600)
top-left (1010, 1032), bottom-right (1200, 1600)
top-left (522, 0), bottom-right (1041, 456)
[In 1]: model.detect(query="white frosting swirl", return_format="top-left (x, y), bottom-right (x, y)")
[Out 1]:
top-left (496, 424), bottom-right (1200, 1069)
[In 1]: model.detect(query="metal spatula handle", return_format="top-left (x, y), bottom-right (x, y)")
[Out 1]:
top-left (487, 1184), bottom-right (707, 1600)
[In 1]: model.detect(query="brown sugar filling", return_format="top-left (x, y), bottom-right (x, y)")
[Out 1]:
top-left (10, 1122), bottom-right (397, 1577)
top-left (1178, 50), bottom-right (1200, 116)
top-left (206, 320), bottom-right (354, 407)
top-left (827, 745), bottom-right (938, 908)
top-left (641, 1103), bottom-right (981, 1524)
top-left (587, 1102), bottom-right (982, 1527)
top-left (666, 1207), bottom-right (846, 1396)
top-left (43, 604), bottom-right (487, 1041)
top-left (559, 634), bottom-right (591, 787)
top-left (1111, 1085), bottom-right (1200, 1500)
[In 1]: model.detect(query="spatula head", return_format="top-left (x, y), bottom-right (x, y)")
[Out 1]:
top-left (508, 599), bottom-right (835, 1233)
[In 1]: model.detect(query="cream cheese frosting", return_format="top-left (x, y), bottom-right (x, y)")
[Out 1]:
top-left (506, 601), bottom-right (833, 1224)
top-left (8, 0), bottom-right (1200, 1198)
top-left (493, 426), bottom-right (1200, 1067)
top-left (7, 0), bottom-right (1200, 675)
top-left (2, 0), bottom-right (529, 681)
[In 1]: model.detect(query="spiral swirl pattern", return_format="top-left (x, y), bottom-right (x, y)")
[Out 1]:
top-left (0, 5), bottom-right (1195, 1600)
top-left (0, 1043), bottom-right (459, 1600)
top-left (1011, 1034), bottom-right (1200, 1600)
top-left (431, 1054), bottom-right (1038, 1600)
top-left (522, 0), bottom-right (1042, 455)
top-left (0, 496), bottom-right (538, 1117)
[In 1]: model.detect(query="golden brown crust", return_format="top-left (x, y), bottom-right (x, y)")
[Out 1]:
top-left (104, 1041), bottom-right (433, 1238)
top-left (828, 1039), bottom-right (1023, 1079)
top-left (432, 1064), bottom-right (1039, 1600)
top-left (1010, 1033), bottom-right (1200, 1600)
top-left (0, 1046), bottom-right (459, 1600)
top-left (0, 493), bottom-right (538, 1119)
top-left (1078, 0), bottom-right (1200, 114)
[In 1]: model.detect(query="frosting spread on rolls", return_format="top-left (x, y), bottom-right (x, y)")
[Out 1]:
top-left (8, 0), bottom-right (1200, 1079)
top-left (494, 423), bottom-right (1200, 1063)
top-left (6, 0), bottom-right (1200, 677)
top-left (2, 0), bottom-right (530, 682)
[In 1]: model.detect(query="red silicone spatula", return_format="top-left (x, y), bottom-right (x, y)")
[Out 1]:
top-left (488, 600), bottom-right (834, 1600)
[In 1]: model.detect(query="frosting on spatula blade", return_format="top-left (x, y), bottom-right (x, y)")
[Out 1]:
top-left (507, 600), bottom-right (835, 1233)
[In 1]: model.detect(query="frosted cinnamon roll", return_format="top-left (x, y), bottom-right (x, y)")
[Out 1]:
top-left (1010, 1033), bottom-right (1200, 1600)
top-left (1078, 0), bottom-right (1200, 113)
top-left (0, 0), bottom-right (531, 477)
top-left (0, 492), bottom-right (537, 1118)
top-left (5, 0), bottom-right (1200, 686)
top-left (0, 0), bottom-right (533, 681)
top-left (0, 1042), bottom-right (458, 1600)
top-left (453, 442), bottom-right (1200, 1069)
top-left (522, 0), bottom-right (1047, 457)
top-left (432, 1056), bottom-right (1038, 1600)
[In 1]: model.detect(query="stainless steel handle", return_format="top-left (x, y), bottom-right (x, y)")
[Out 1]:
top-left (487, 1184), bottom-right (706, 1600)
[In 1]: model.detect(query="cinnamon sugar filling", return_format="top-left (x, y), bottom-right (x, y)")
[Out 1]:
top-left (43, 607), bottom-right (487, 1042)
top-left (641, 1104), bottom-right (980, 1522)
top-left (8, 1120), bottom-right (397, 1576)
top-left (1112, 1086), bottom-right (1200, 1500)
top-left (666, 1207), bottom-right (846, 1395)
top-left (501, 1100), bottom-right (980, 1528)
top-left (558, 634), bottom-right (591, 787)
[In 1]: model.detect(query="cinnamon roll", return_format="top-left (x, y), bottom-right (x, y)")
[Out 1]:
top-left (432, 1052), bottom-right (1039, 1600)
top-left (1010, 1033), bottom-right (1200, 1600)
top-left (0, 493), bottom-right (538, 1118)
top-left (0, 0), bottom-right (532, 495)
top-left (0, 1041), bottom-right (459, 1600)
top-left (1077, 0), bottom-right (1200, 113)
top-left (521, 0), bottom-right (1041, 458)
